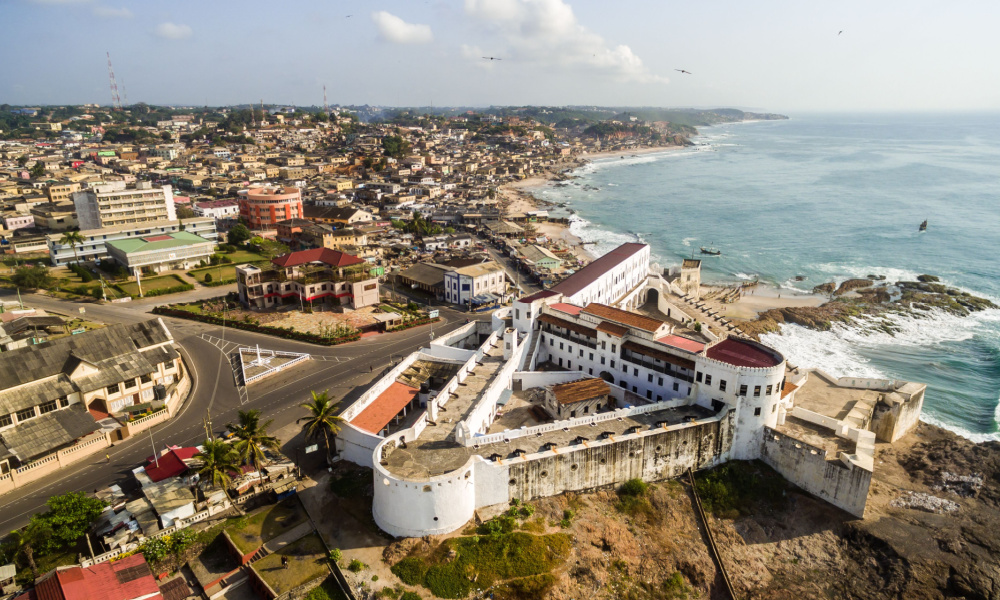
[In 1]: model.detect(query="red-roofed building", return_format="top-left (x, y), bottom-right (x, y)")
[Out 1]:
top-left (143, 447), bottom-right (199, 483)
top-left (350, 382), bottom-right (419, 435)
top-left (18, 553), bottom-right (162, 600)
top-left (705, 338), bottom-right (783, 369)
top-left (656, 335), bottom-right (706, 354)
top-left (235, 248), bottom-right (379, 310)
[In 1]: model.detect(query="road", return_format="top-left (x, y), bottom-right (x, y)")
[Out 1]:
top-left (481, 240), bottom-right (542, 297)
top-left (0, 289), bottom-right (482, 532)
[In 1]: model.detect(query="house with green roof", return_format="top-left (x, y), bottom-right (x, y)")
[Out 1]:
top-left (105, 231), bottom-right (216, 273)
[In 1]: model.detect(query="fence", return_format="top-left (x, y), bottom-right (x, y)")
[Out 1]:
top-left (238, 348), bottom-right (311, 385)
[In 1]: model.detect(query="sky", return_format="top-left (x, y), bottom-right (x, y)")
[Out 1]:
top-left (3, 0), bottom-right (1000, 112)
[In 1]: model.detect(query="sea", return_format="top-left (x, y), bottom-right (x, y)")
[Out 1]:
top-left (535, 113), bottom-right (1000, 442)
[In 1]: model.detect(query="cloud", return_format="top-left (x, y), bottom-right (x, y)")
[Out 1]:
top-left (371, 11), bottom-right (434, 45)
top-left (92, 5), bottom-right (132, 18)
top-left (154, 22), bottom-right (193, 40)
top-left (463, 0), bottom-right (667, 84)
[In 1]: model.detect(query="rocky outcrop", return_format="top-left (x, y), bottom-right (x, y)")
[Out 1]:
top-left (834, 278), bottom-right (874, 296)
top-left (812, 282), bottom-right (836, 295)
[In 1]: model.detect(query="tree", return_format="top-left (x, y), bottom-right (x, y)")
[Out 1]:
top-left (43, 491), bottom-right (107, 547)
top-left (176, 206), bottom-right (196, 219)
top-left (381, 135), bottom-right (410, 159)
top-left (11, 265), bottom-right (54, 289)
top-left (29, 161), bottom-right (45, 179)
top-left (59, 230), bottom-right (85, 265)
top-left (226, 409), bottom-right (280, 473)
top-left (227, 222), bottom-right (252, 246)
top-left (10, 516), bottom-right (53, 578)
top-left (194, 439), bottom-right (241, 505)
top-left (16, 154), bottom-right (28, 167)
top-left (300, 390), bottom-right (345, 460)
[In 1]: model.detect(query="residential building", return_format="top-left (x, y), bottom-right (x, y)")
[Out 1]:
top-left (443, 261), bottom-right (507, 306)
top-left (105, 231), bottom-right (217, 274)
top-left (192, 199), bottom-right (240, 220)
top-left (29, 202), bottom-right (78, 231)
top-left (236, 248), bottom-right (379, 310)
top-left (72, 182), bottom-right (177, 230)
top-left (14, 553), bottom-right (163, 600)
top-left (1, 213), bottom-right (34, 231)
top-left (519, 244), bottom-right (562, 270)
top-left (46, 181), bottom-right (81, 203)
top-left (0, 320), bottom-right (183, 474)
top-left (303, 205), bottom-right (374, 226)
top-left (237, 186), bottom-right (302, 229)
top-left (47, 217), bottom-right (217, 266)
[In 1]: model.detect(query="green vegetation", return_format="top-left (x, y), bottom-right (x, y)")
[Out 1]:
top-left (7, 492), bottom-right (108, 579)
top-left (304, 577), bottom-right (349, 600)
top-left (400, 592), bottom-right (422, 600)
top-left (225, 498), bottom-right (307, 554)
top-left (226, 408), bottom-right (281, 472)
top-left (328, 547), bottom-right (342, 563)
top-left (133, 528), bottom-right (197, 565)
top-left (381, 135), bottom-right (410, 159)
top-left (226, 223), bottom-right (253, 246)
top-left (694, 460), bottom-right (789, 518)
top-left (302, 391), bottom-right (345, 460)
top-left (347, 558), bottom-right (367, 572)
top-left (391, 531), bottom-right (571, 599)
top-left (115, 274), bottom-right (193, 297)
top-left (490, 574), bottom-right (556, 600)
top-left (189, 265), bottom-right (236, 285)
top-left (615, 478), bottom-right (656, 520)
top-left (195, 439), bottom-right (241, 507)
top-left (10, 265), bottom-right (54, 289)
top-left (254, 533), bottom-right (329, 595)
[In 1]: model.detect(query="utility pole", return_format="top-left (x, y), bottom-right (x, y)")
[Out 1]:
top-left (134, 267), bottom-right (143, 298)
top-left (149, 427), bottom-right (159, 468)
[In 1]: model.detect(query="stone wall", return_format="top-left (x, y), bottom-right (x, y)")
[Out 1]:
top-left (870, 384), bottom-right (926, 443)
top-left (760, 426), bottom-right (872, 518)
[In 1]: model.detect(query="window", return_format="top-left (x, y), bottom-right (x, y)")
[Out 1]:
top-left (754, 386), bottom-right (761, 397)
top-left (579, 349), bottom-right (583, 358)
top-left (633, 368), bottom-right (638, 376)
top-left (622, 363), bottom-right (627, 372)
top-left (610, 360), bottom-right (615, 368)
top-left (719, 380), bottom-right (727, 392)
top-left (589, 368), bottom-right (593, 375)
top-left (620, 380), bottom-right (627, 387)
top-left (515, 309), bottom-right (520, 320)
top-left (673, 382), bottom-right (679, 392)
top-left (705, 374), bottom-right (712, 386)
top-left (0, 414), bottom-right (11, 428)
top-left (766, 384), bottom-right (773, 395)
top-left (772, 404), bottom-right (777, 414)
top-left (39, 400), bottom-right (58, 414)
top-left (589, 353), bottom-right (594, 361)
top-left (600, 356), bottom-right (606, 365)
top-left (611, 344), bottom-right (616, 353)
top-left (696, 372), bottom-right (703, 383)
top-left (550, 338), bottom-right (554, 347)
top-left (647, 374), bottom-right (653, 383)
top-left (559, 342), bottom-right (564, 350)
top-left (570, 410), bottom-right (576, 418)
top-left (583, 406), bottom-right (589, 414)
top-left (739, 384), bottom-right (748, 396)
top-left (58, 397), bottom-right (70, 408)
top-left (601, 341), bottom-right (606, 350)
top-left (657, 395), bottom-right (663, 401)
top-left (16, 408), bottom-right (36, 422)
top-left (632, 386), bottom-right (638, 393)
top-left (754, 407), bottom-right (761, 416)
top-left (107, 383), bottom-right (120, 395)
top-left (568, 361), bottom-right (572, 368)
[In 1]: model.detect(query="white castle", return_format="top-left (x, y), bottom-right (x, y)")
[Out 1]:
top-left (334, 243), bottom-right (926, 537)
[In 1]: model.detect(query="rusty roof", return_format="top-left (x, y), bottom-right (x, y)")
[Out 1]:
top-left (537, 313), bottom-right (597, 338)
top-left (582, 303), bottom-right (665, 332)
top-left (350, 382), bottom-right (419, 434)
top-left (596, 322), bottom-right (629, 337)
top-left (622, 340), bottom-right (696, 370)
top-left (706, 338), bottom-right (783, 368)
top-left (550, 378), bottom-right (610, 405)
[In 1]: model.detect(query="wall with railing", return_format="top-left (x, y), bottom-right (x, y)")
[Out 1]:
top-left (239, 348), bottom-right (311, 385)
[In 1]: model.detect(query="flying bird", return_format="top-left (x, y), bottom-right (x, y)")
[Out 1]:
top-left (482, 56), bottom-right (502, 61)
top-left (838, 30), bottom-right (843, 35)
top-left (346, 14), bottom-right (352, 18)
top-left (675, 69), bottom-right (692, 75)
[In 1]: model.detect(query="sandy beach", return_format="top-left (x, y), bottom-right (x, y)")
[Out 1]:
top-left (701, 284), bottom-right (827, 320)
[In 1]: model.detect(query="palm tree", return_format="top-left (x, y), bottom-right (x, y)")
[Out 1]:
top-left (226, 409), bottom-right (280, 473)
top-left (194, 438), bottom-right (241, 506)
top-left (300, 390), bottom-right (345, 460)
top-left (59, 230), bottom-right (85, 266)
top-left (11, 517), bottom-right (52, 578)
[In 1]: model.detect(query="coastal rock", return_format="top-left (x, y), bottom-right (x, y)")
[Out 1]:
top-left (917, 274), bottom-right (941, 283)
top-left (833, 278), bottom-right (874, 296)
top-left (812, 282), bottom-right (836, 294)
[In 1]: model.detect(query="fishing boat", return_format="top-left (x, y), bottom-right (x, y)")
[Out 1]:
top-left (919, 219), bottom-right (928, 232)
top-left (700, 245), bottom-right (721, 256)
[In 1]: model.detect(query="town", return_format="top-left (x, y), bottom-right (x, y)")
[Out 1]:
top-left (0, 103), bottom-right (923, 600)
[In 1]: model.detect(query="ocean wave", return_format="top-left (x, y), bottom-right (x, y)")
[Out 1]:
top-left (920, 411), bottom-right (1000, 443)
top-left (811, 263), bottom-right (924, 284)
top-left (681, 237), bottom-right (697, 247)
top-left (732, 272), bottom-right (758, 281)
top-left (568, 214), bottom-right (641, 258)
top-left (762, 323), bottom-right (885, 378)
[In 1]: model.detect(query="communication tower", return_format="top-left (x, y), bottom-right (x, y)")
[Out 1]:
top-left (106, 51), bottom-right (122, 111)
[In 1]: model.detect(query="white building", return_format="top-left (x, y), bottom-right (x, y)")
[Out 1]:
top-left (443, 261), bottom-right (507, 305)
top-left (192, 200), bottom-right (240, 220)
top-left (47, 217), bottom-right (218, 266)
top-left (72, 182), bottom-right (177, 230)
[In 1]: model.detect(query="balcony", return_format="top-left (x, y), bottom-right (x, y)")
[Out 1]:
top-left (541, 326), bottom-right (597, 350)
top-left (621, 352), bottom-right (694, 383)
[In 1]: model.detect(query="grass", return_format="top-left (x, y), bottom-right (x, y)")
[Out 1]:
top-left (694, 460), bottom-right (790, 518)
top-left (116, 274), bottom-right (190, 297)
top-left (223, 249), bottom-right (269, 264)
top-left (304, 576), bottom-right (349, 600)
top-left (615, 478), bottom-right (657, 521)
top-left (188, 265), bottom-right (237, 284)
top-left (224, 498), bottom-right (307, 555)
top-left (254, 533), bottom-right (329, 595)
top-left (391, 531), bottom-right (572, 599)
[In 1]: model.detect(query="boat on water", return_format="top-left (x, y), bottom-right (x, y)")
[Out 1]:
top-left (700, 246), bottom-right (721, 256)
top-left (919, 219), bottom-right (928, 231)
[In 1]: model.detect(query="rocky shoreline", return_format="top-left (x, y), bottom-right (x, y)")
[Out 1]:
top-left (737, 275), bottom-right (998, 339)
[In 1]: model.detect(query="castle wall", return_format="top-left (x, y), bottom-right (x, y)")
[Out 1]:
top-left (871, 384), bottom-right (926, 443)
top-left (760, 426), bottom-right (872, 518)
top-left (506, 410), bottom-right (735, 503)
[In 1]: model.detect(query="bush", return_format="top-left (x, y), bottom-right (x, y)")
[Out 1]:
top-left (347, 559), bottom-right (366, 573)
top-left (328, 548), bottom-right (342, 563)
top-left (619, 478), bottom-right (648, 497)
top-left (400, 593), bottom-right (421, 600)
top-left (204, 272), bottom-right (213, 283)
top-left (391, 557), bottom-right (427, 585)
top-left (695, 461), bottom-right (788, 517)
top-left (11, 265), bottom-right (53, 289)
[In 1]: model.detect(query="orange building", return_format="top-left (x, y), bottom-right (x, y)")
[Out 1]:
top-left (237, 186), bottom-right (303, 229)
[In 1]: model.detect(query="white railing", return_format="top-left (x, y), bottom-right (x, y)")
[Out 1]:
top-left (239, 348), bottom-right (311, 385)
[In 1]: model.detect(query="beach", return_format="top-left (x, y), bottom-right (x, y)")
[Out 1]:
top-left (701, 284), bottom-right (827, 320)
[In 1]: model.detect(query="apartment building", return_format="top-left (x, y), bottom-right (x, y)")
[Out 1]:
top-left (236, 248), bottom-right (379, 310)
top-left (72, 182), bottom-right (177, 230)
top-left (443, 261), bottom-right (507, 306)
top-left (237, 186), bottom-right (303, 229)
top-left (47, 217), bottom-right (217, 266)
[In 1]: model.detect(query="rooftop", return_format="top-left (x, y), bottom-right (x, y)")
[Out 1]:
top-left (550, 242), bottom-right (646, 297)
top-left (549, 302), bottom-right (583, 316)
top-left (657, 335), bottom-right (705, 353)
top-left (105, 231), bottom-right (214, 254)
top-left (550, 378), bottom-right (610, 405)
top-left (582, 303), bottom-right (665, 333)
top-left (705, 338), bottom-right (783, 368)
top-left (271, 247), bottom-right (365, 268)
top-left (351, 382), bottom-right (419, 434)
top-left (793, 371), bottom-right (878, 421)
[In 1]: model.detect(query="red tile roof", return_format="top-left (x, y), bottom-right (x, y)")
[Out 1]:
top-left (351, 382), bottom-right (419, 434)
top-left (28, 553), bottom-right (162, 600)
top-left (706, 338), bottom-right (783, 368)
top-left (550, 378), bottom-right (610, 405)
top-left (549, 302), bottom-right (583, 316)
top-left (518, 290), bottom-right (559, 303)
top-left (271, 248), bottom-right (364, 268)
top-left (596, 322), bottom-right (629, 337)
top-left (144, 447), bottom-right (199, 483)
top-left (656, 335), bottom-right (705, 353)
top-left (582, 303), bottom-right (664, 332)
top-left (551, 243), bottom-right (646, 297)
top-left (781, 381), bottom-right (799, 399)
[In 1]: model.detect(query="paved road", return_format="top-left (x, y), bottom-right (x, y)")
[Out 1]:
top-left (482, 241), bottom-right (542, 297)
top-left (0, 289), bottom-right (483, 532)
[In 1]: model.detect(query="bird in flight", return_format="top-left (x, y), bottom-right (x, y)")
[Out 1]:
top-left (346, 14), bottom-right (353, 18)
top-left (838, 30), bottom-right (843, 35)
top-left (482, 56), bottom-right (502, 61)
top-left (675, 69), bottom-right (692, 75)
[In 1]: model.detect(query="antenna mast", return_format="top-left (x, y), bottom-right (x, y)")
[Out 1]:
top-left (251, 101), bottom-right (256, 128)
top-left (106, 51), bottom-right (122, 111)
top-left (323, 85), bottom-right (329, 114)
